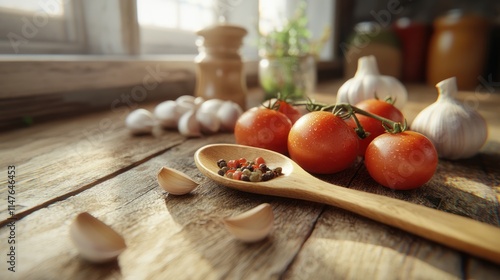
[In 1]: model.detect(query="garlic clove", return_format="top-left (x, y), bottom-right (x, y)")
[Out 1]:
top-left (157, 166), bottom-right (199, 195)
top-left (223, 203), bottom-right (274, 242)
top-left (411, 77), bottom-right (488, 160)
top-left (154, 100), bottom-right (180, 129)
top-left (178, 110), bottom-right (202, 137)
top-left (175, 95), bottom-right (197, 104)
top-left (216, 101), bottom-right (243, 132)
top-left (196, 110), bottom-right (221, 134)
top-left (198, 98), bottom-right (224, 114)
top-left (337, 55), bottom-right (408, 109)
top-left (69, 212), bottom-right (127, 263)
top-left (176, 95), bottom-right (198, 115)
top-left (194, 96), bottom-right (205, 107)
top-left (125, 108), bottom-right (156, 135)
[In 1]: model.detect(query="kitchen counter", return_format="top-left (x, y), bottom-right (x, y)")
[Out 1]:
top-left (1, 81), bottom-right (499, 279)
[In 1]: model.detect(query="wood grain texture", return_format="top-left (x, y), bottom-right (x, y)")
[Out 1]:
top-left (284, 207), bottom-right (463, 280)
top-left (0, 104), bottom-right (186, 223)
top-left (0, 80), bottom-right (499, 279)
top-left (0, 134), bottom-right (338, 279)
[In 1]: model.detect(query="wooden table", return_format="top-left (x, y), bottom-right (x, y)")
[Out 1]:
top-left (1, 81), bottom-right (499, 279)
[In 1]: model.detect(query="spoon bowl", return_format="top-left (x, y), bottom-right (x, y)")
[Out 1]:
top-left (195, 143), bottom-right (500, 265)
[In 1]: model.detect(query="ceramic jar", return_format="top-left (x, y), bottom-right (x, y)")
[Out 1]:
top-left (426, 11), bottom-right (491, 90)
top-left (195, 24), bottom-right (248, 109)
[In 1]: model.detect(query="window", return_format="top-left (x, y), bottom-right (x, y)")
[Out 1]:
top-left (0, 0), bottom-right (336, 59)
top-left (0, 0), bottom-right (84, 54)
top-left (137, 0), bottom-right (217, 54)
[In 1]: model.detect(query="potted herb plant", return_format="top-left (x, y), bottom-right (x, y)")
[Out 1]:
top-left (258, 1), bottom-right (330, 100)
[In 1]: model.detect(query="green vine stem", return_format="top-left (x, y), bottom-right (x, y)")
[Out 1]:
top-left (293, 100), bottom-right (407, 136)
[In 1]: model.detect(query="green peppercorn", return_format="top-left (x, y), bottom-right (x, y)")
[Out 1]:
top-left (249, 172), bottom-right (262, 182)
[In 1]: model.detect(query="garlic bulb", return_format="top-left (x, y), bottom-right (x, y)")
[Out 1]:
top-left (153, 96), bottom-right (242, 134)
top-left (217, 101), bottom-right (244, 131)
top-left (178, 110), bottom-right (202, 137)
top-left (196, 110), bottom-right (221, 134)
top-left (125, 109), bottom-right (156, 135)
top-left (337, 55), bottom-right (408, 109)
top-left (154, 100), bottom-right (180, 129)
top-left (69, 212), bottom-right (127, 263)
top-left (157, 166), bottom-right (198, 195)
top-left (411, 77), bottom-right (488, 159)
top-left (223, 203), bottom-right (274, 242)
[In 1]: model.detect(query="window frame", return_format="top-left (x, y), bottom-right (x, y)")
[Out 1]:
top-left (0, 0), bottom-right (342, 102)
top-left (0, 0), bottom-right (86, 54)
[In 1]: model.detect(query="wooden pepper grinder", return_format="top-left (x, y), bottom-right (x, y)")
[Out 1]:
top-left (195, 24), bottom-right (248, 110)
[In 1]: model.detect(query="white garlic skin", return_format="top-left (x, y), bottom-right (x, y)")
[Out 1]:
top-left (217, 101), bottom-right (243, 132)
top-left (223, 203), bottom-right (274, 243)
top-left (157, 166), bottom-right (198, 195)
top-left (337, 55), bottom-right (408, 109)
top-left (153, 96), bottom-right (242, 134)
top-left (69, 212), bottom-right (127, 263)
top-left (154, 100), bottom-right (180, 129)
top-left (411, 77), bottom-right (488, 160)
top-left (196, 110), bottom-right (221, 134)
top-left (178, 110), bottom-right (202, 137)
top-left (125, 109), bottom-right (156, 135)
top-left (196, 99), bottom-right (224, 133)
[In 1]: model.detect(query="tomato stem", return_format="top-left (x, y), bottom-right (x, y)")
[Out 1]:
top-left (293, 100), bottom-right (407, 134)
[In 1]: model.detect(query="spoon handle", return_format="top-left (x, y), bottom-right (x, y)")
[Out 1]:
top-left (296, 176), bottom-right (500, 264)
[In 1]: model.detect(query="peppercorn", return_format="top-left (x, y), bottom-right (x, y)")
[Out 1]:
top-left (217, 159), bottom-right (227, 168)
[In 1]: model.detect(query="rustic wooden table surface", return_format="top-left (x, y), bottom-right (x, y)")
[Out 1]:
top-left (1, 81), bottom-right (499, 280)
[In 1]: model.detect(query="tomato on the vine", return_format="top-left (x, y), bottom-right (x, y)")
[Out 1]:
top-left (364, 131), bottom-right (438, 190)
top-left (288, 111), bottom-right (359, 174)
top-left (346, 99), bottom-right (405, 156)
top-left (234, 107), bottom-right (292, 154)
top-left (261, 99), bottom-right (302, 124)
top-left (275, 100), bottom-right (302, 124)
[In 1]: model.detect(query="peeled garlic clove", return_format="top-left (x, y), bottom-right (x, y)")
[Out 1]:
top-left (223, 203), bottom-right (274, 242)
top-left (178, 110), bottom-right (202, 137)
top-left (157, 166), bottom-right (198, 195)
top-left (125, 108), bottom-right (156, 135)
top-left (196, 110), bottom-right (221, 134)
top-left (411, 77), bottom-right (488, 159)
top-left (217, 101), bottom-right (243, 132)
top-left (69, 212), bottom-right (127, 263)
top-left (337, 55), bottom-right (408, 109)
top-left (154, 100), bottom-right (180, 129)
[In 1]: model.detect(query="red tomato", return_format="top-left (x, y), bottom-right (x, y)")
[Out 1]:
top-left (261, 99), bottom-right (302, 124)
top-left (276, 100), bottom-right (302, 124)
top-left (235, 107), bottom-right (292, 154)
top-left (364, 131), bottom-right (438, 190)
top-left (347, 99), bottom-right (405, 156)
top-left (288, 111), bottom-right (359, 174)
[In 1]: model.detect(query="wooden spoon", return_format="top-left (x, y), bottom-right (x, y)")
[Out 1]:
top-left (194, 143), bottom-right (500, 264)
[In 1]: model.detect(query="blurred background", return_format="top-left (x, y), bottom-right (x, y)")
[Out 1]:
top-left (0, 0), bottom-right (499, 128)
top-left (1, 0), bottom-right (499, 86)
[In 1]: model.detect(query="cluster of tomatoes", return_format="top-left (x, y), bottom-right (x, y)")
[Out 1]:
top-left (234, 99), bottom-right (438, 190)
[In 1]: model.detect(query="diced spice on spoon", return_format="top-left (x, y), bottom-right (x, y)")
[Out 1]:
top-left (216, 157), bottom-right (283, 182)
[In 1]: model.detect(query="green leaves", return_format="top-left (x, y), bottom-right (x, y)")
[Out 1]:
top-left (259, 1), bottom-right (314, 58)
